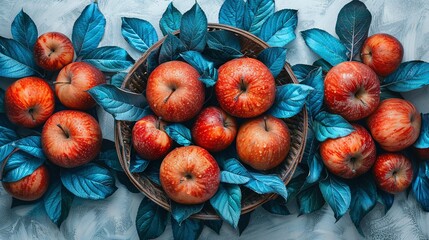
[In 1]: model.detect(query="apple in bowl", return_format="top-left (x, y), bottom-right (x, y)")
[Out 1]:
top-left (33, 32), bottom-right (74, 71)
top-left (373, 152), bottom-right (413, 194)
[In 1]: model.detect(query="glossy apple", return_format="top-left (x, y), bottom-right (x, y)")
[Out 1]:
top-left (55, 62), bottom-right (105, 110)
top-left (215, 57), bottom-right (276, 118)
top-left (236, 115), bottom-right (290, 171)
top-left (132, 115), bottom-right (173, 160)
top-left (159, 146), bottom-right (220, 205)
top-left (367, 98), bottom-right (421, 152)
top-left (2, 165), bottom-right (49, 201)
top-left (41, 110), bottom-right (102, 168)
top-left (320, 124), bottom-right (376, 179)
top-left (373, 153), bottom-right (413, 194)
top-left (33, 32), bottom-right (74, 71)
top-left (361, 33), bottom-right (404, 77)
top-left (146, 61), bottom-right (205, 122)
top-left (324, 61), bottom-right (380, 121)
top-left (4, 77), bottom-right (55, 128)
top-left (192, 106), bottom-right (237, 152)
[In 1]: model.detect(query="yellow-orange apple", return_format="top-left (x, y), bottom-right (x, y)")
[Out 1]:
top-left (33, 32), bottom-right (74, 71)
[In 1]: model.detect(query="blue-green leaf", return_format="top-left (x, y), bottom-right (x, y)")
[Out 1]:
top-left (87, 84), bottom-right (149, 121)
top-left (11, 9), bottom-right (38, 50)
top-left (0, 37), bottom-right (39, 78)
top-left (377, 189), bottom-right (394, 214)
top-left (243, 0), bottom-right (274, 35)
top-left (98, 149), bottom-right (123, 172)
top-left (382, 61), bottom-right (429, 92)
top-left (0, 89), bottom-right (5, 113)
top-left (262, 197), bottom-right (290, 215)
top-left (313, 58), bottom-right (333, 72)
top-left (245, 172), bottom-right (288, 200)
top-left (81, 46), bottom-right (134, 72)
top-left (158, 33), bottom-right (187, 64)
top-left (313, 111), bottom-right (354, 142)
top-left (297, 184), bottom-right (325, 215)
top-left (380, 88), bottom-right (403, 101)
top-left (292, 64), bottom-right (318, 81)
top-left (349, 175), bottom-right (377, 235)
top-left (319, 175), bottom-right (351, 221)
top-left (412, 162), bottom-right (429, 211)
top-left (164, 123), bottom-right (192, 146)
top-left (180, 3), bottom-right (207, 52)
top-left (171, 202), bottom-right (204, 225)
top-left (110, 72), bottom-right (127, 88)
top-left (180, 51), bottom-right (217, 87)
top-left (269, 84), bottom-right (313, 119)
top-left (172, 218), bottom-right (203, 240)
top-left (287, 172), bottom-right (307, 201)
top-left (335, 0), bottom-right (372, 59)
top-left (43, 180), bottom-right (74, 226)
top-left (204, 220), bottom-right (223, 234)
top-left (136, 197), bottom-right (169, 239)
top-left (2, 151), bottom-right (45, 182)
top-left (219, 0), bottom-right (245, 29)
top-left (72, 3), bottom-right (106, 57)
top-left (220, 171), bottom-right (251, 185)
top-left (144, 161), bottom-right (161, 186)
top-left (302, 130), bottom-right (318, 166)
top-left (0, 126), bottom-right (18, 162)
top-left (415, 113), bottom-right (429, 148)
top-left (221, 158), bottom-right (252, 184)
top-left (301, 28), bottom-right (349, 66)
top-left (237, 212), bottom-right (251, 235)
top-left (147, 47), bottom-right (160, 75)
top-left (210, 183), bottom-right (241, 228)
top-left (11, 136), bottom-right (44, 159)
top-left (301, 67), bottom-right (324, 117)
top-left (130, 154), bottom-right (150, 173)
top-left (259, 9), bottom-right (298, 47)
top-left (159, 2), bottom-right (182, 36)
top-left (306, 153), bottom-right (324, 184)
top-left (61, 163), bottom-right (117, 200)
top-left (257, 47), bottom-right (287, 78)
top-left (207, 30), bottom-right (243, 58)
top-left (121, 17), bottom-right (158, 53)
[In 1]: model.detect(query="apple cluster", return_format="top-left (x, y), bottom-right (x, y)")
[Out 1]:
top-left (2, 32), bottom-right (106, 201)
top-left (320, 33), bottom-right (418, 194)
top-left (132, 57), bottom-right (291, 205)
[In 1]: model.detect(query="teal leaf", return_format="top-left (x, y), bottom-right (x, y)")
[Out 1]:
top-left (180, 3), bottom-right (207, 52)
top-left (0, 89), bottom-right (4, 113)
top-left (243, 0), bottom-right (275, 35)
top-left (219, 0), bottom-right (245, 29)
top-left (262, 197), bottom-right (290, 215)
top-left (171, 202), bottom-right (204, 225)
top-left (11, 9), bottom-right (38, 50)
top-left (257, 47), bottom-right (287, 78)
top-left (286, 172), bottom-right (307, 201)
top-left (87, 84), bottom-right (150, 121)
top-left (237, 212), bottom-right (251, 235)
top-left (313, 58), bottom-right (333, 72)
top-left (210, 183), bottom-right (241, 228)
top-left (301, 28), bottom-right (349, 66)
top-left (380, 88), bottom-right (403, 101)
top-left (204, 220), bottom-right (223, 234)
top-left (121, 17), bottom-right (158, 53)
top-left (130, 154), bottom-right (150, 173)
top-left (180, 51), bottom-right (218, 87)
top-left (382, 61), bottom-right (429, 92)
top-left (98, 149), bottom-right (123, 172)
top-left (147, 47), bottom-right (160, 75)
top-left (207, 30), bottom-right (243, 58)
top-left (268, 84), bottom-right (313, 119)
top-left (412, 162), bottom-right (429, 211)
top-left (11, 136), bottom-right (44, 159)
top-left (172, 218), bottom-right (203, 240)
top-left (297, 184), bottom-right (325, 215)
top-left (292, 64), bottom-right (318, 81)
top-left (60, 163), bottom-right (117, 200)
top-left (2, 151), bottom-right (45, 182)
top-left (221, 158), bottom-right (252, 184)
top-left (0, 126), bottom-right (18, 162)
top-left (302, 130), bottom-right (319, 166)
top-left (144, 161), bottom-right (161, 186)
top-left (377, 189), bottom-right (394, 214)
top-left (301, 67), bottom-right (324, 117)
top-left (259, 9), bottom-right (298, 47)
top-left (306, 153), bottom-right (324, 184)
top-left (319, 175), bottom-right (351, 221)
top-left (313, 111), bottom-right (354, 142)
top-left (349, 175), bottom-right (377, 235)
top-left (0, 36), bottom-right (40, 78)
top-left (335, 0), bottom-right (372, 59)
top-left (245, 172), bottom-right (288, 200)
top-left (220, 171), bottom-right (251, 184)
top-left (110, 72), bottom-right (127, 88)
top-left (72, 2), bottom-right (106, 57)
top-left (164, 123), bottom-right (192, 146)
top-left (81, 46), bottom-right (134, 72)
top-left (415, 113), bottom-right (429, 148)
top-left (136, 197), bottom-right (169, 239)
top-left (116, 171), bottom-right (140, 193)
top-left (159, 2), bottom-right (182, 36)
top-left (158, 33), bottom-right (187, 64)
top-left (43, 180), bottom-right (74, 226)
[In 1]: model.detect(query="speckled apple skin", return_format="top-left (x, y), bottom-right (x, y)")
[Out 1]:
top-left (33, 32), bottom-right (74, 71)
top-left (215, 57), bottom-right (276, 118)
top-left (324, 61), bottom-right (380, 121)
top-left (2, 165), bottom-right (50, 201)
top-left (159, 146), bottom-right (220, 205)
top-left (146, 61), bottom-right (205, 122)
top-left (367, 98), bottom-right (421, 152)
top-left (41, 110), bottom-right (102, 168)
top-left (5, 77), bottom-right (55, 128)
top-left (320, 124), bottom-right (376, 179)
top-left (236, 115), bottom-right (290, 171)
top-left (373, 153), bottom-right (413, 194)
top-left (192, 106), bottom-right (237, 152)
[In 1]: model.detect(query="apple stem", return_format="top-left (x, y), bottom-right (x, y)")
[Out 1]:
top-left (156, 117), bottom-right (162, 130)
top-left (234, 77), bottom-right (246, 102)
top-left (29, 108), bottom-right (35, 121)
top-left (56, 124), bottom-right (70, 138)
top-left (53, 81), bottom-right (71, 85)
top-left (164, 89), bottom-right (175, 103)
top-left (264, 116), bottom-right (269, 132)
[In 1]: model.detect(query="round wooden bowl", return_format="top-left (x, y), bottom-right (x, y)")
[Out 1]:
top-left (115, 23), bottom-right (308, 220)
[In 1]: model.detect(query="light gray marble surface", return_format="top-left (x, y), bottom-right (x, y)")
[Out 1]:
top-left (0, 0), bottom-right (428, 239)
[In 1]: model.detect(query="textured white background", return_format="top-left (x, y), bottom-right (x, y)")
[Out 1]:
top-left (0, 0), bottom-right (428, 239)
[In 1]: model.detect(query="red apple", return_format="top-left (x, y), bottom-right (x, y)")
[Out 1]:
top-left (4, 77), bottom-right (55, 128)
top-left (215, 57), bottom-right (276, 118)
top-left (2, 165), bottom-right (49, 201)
top-left (159, 145), bottom-right (220, 204)
top-left (55, 62), bottom-right (105, 110)
top-left (33, 32), bottom-right (74, 71)
top-left (41, 110), bottom-right (102, 168)
top-left (320, 124), bottom-right (376, 179)
top-left (367, 98), bottom-right (421, 152)
top-left (361, 33), bottom-right (404, 77)
top-left (132, 115), bottom-right (173, 160)
top-left (236, 115), bottom-right (290, 171)
top-left (192, 106), bottom-right (237, 152)
top-left (146, 61), bottom-right (205, 122)
top-left (373, 153), bottom-right (413, 194)
top-left (324, 61), bottom-right (380, 121)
